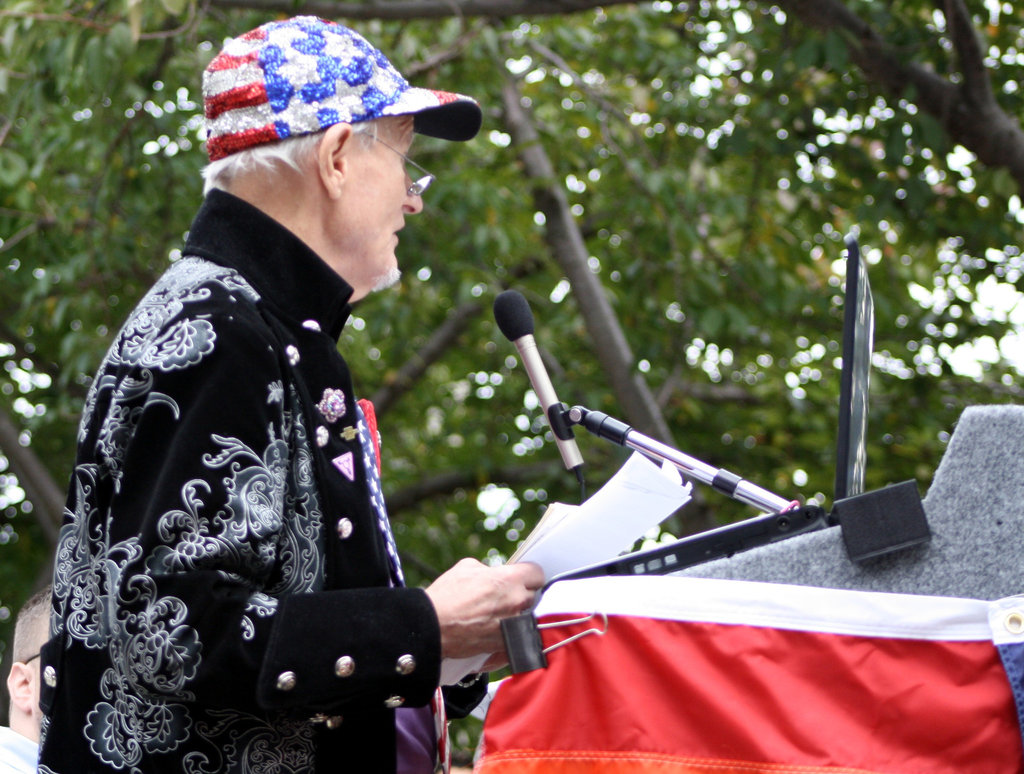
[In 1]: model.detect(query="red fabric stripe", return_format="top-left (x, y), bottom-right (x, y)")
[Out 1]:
top-left (480, 614), bottom-right (1022, 774)
top-left (204, 81), bottom-right (268, 120)
top-left (357, 399), bottom-right (382, 473)
top-left (205, 124), bottom-right (280, 161)
top-left (206, 50), bottom-right (260, 73)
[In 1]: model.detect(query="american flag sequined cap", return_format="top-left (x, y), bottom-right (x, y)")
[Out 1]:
top-left (202, 16), bottom-right (482, 161)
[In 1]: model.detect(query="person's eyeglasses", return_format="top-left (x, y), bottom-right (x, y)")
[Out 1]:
top-left (20, 651), bottom-right (40, 665)
top-left (373, 137), bottom-right (435, 196)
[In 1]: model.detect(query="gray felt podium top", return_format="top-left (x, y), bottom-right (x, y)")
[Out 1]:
top-left (677, 405), bottom-right (1024, 601)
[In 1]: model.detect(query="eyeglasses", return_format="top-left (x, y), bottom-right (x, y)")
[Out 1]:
top-left (373, 136), bottom-right (435, 196)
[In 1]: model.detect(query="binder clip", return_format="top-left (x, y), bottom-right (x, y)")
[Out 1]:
top-left (500, 612), bottom-right (608, 674)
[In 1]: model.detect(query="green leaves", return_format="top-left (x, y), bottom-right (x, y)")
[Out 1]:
top-left (2, 4), bottom-right (1024, 741)
top-left (0, 149), bottom-right (28, 187)
top-left (159, 0), bottom-right (191, 15)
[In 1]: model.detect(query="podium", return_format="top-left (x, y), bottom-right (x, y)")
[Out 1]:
top-left (477, 406), bottom-right (1024, 773)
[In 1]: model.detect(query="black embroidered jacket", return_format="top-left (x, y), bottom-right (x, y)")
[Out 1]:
top-left (39, 191), bottom-right (447, 773)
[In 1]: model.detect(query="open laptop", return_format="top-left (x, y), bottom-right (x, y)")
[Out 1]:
top-left (552, 234), bottom-right (873, 581)
top-left (834, 235), bottom-right (874, 501)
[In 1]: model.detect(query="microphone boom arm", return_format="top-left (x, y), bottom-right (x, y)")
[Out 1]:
top-left (566, 405), bottom-right (793, 514)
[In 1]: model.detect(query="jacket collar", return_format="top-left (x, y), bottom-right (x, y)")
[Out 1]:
top-left (183, 189), bottom-right (354, 340)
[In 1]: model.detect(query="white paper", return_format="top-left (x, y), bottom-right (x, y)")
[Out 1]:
top-left (441, 453), bottom-right (692, 686)
top-left (510, 452), bottom-right (692, 579)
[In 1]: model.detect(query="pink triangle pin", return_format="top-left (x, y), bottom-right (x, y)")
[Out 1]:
top-left (332, 452), bottom-right (355, 481)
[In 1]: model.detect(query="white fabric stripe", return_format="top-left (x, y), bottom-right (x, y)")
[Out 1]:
top-left (535, 575), bottom-right (995, 641)
top-left (989, 595), bottom-right (1024, 646)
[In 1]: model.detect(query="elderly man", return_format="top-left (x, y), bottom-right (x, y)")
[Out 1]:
top-left (2, 586), bottom-right (49, 774)
top-left (38, 17), bottom-right (542, 774)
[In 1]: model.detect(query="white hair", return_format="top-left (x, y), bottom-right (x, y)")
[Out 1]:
top-left (201, 120), bottom-right (380, 196)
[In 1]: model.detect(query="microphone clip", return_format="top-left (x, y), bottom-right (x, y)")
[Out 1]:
top-left (545, 402), bottom-right (576, 443)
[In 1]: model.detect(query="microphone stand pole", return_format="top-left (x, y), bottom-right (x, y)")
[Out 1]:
top-left (566, 405), bottom-right (794, 515)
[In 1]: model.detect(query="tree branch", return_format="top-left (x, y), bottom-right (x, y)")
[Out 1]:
top-left (0, 10), bottom-right (109, 30)
top-left (370, 300), bottom-right (483, 415)
top-left (498, 63), bottom-right (719, 535)
top-left (385, 459), bottom-right (561, 515)
top-left (657, 363), bottom-right (766, 407)
top-left (0, 407), bottom-right (64, 547)
top-left (500, 69), bottom-right (677, 446)
top-left (776, 0), bottom-right (1024, 190)
top-left (0, 214), bottom-right (57, 255)
top-left (200, 0), bottom-right (1024, 189)
top-left (402, 20), bottom-right (484, 79)
top-left (207, 0), bottom-right (615, 20)
top-left (941, 0), bottom-right (992, 106)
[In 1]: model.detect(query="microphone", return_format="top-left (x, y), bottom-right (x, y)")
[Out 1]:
top-left (494, 290), bottom-right (584, 472)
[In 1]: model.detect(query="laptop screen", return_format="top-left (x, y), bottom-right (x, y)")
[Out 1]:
top-left (834, 235), bottom-right (874, 502)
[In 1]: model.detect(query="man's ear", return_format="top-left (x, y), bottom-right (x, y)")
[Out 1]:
top-left (317, 123), bottom-right (355, 200)
top-left (6, 662), bottom-right (35, 716)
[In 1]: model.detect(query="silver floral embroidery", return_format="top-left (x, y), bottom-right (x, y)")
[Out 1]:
top-left (79, 258), bottom-right (258, 443)
top-left (92, 373), bottom-right (180, 495)
top-left (148, 432), bottom-right (290, 579)
top-left (240, 592), bottom-right (278, 642)
top-left (267, 380), bottom-right (284, 405)
top-left (121, 317), bottom-right (216, 371)
top-left (55, 470), bottom-right (199, 768)
top-left (50, 256), bottom-right (328, 772)
top-left (273, 389), bottom-right (323, 595)
top-left (183, 710), bottom-right (316, 774)
top-left (85, 577), bottom-right (198, 769)
top-left (54, 465), bottom-right (144, 650)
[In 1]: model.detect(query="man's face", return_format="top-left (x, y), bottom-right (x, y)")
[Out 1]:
top-left (329, 117), bottom-right (423, 301)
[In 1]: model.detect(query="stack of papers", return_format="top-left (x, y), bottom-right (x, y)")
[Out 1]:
top-left (510, 452), bottom-right (693, 578)
top-left (440, 453), bottom-right (692, 685)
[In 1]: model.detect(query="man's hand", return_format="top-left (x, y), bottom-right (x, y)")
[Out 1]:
top-left (425, 559), bottom-right (545, 671)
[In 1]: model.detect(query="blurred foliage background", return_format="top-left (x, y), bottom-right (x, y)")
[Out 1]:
top-left (1, 0), bottom-right (1022, 754)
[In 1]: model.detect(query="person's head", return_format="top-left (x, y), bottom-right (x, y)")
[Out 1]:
top-left (199, 16), bottom-right (481, 300)
top-left (6, 585), bottom-right (50, 742)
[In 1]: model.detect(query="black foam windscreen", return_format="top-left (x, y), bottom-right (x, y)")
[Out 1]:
top-left (493, 290), bottom-right (535, 341)
top-left (833, 480), bottom-right (930, 562)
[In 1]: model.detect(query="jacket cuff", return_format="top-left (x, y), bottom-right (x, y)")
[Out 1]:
top-left (256, 587), bottom-right (441, 714)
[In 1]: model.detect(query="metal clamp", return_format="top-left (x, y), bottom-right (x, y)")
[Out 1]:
top-left (501, 612), bottom-right (608, 674)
